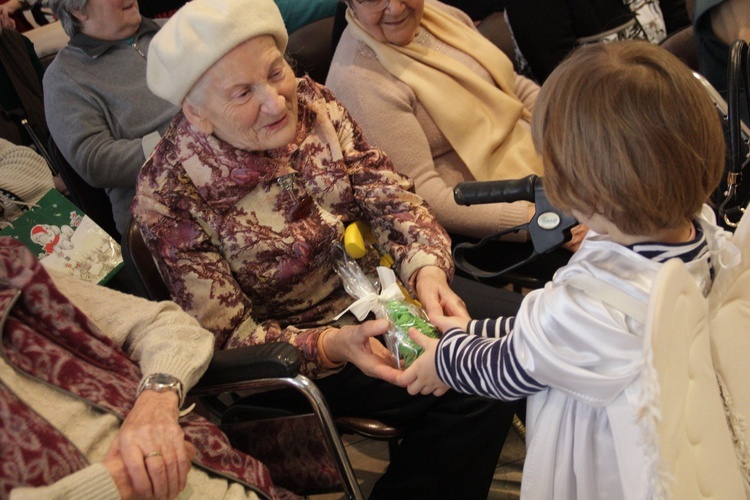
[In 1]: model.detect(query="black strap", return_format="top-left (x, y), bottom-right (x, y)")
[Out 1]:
top-left (453, 225), bottom-right (537, 280)
top-left (722, 40), bottom-right (750, 227)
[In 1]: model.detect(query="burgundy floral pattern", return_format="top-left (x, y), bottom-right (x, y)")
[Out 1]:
top-left (0, 379), bottom-right (90, 496)
top-left (0, 238), bottom-right (293, 499)
top-left (132, 77), bottom-right (453, 378)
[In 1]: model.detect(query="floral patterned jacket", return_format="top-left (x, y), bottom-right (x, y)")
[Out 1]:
top-left (132, 77), bottom-right (453, 378)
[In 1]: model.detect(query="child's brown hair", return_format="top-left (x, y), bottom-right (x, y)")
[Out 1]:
top-left (531, 41), bottom-right (725, 236)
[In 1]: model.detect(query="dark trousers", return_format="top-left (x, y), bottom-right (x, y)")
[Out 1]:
top-left (250, 364), bottom-right (517, 500)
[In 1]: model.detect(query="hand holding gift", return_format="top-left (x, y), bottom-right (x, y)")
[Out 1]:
top-left (333, 243), bottom-right (440, 369)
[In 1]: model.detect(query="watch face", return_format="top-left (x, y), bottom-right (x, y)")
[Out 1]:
top-left (151, 373), bottom-right (178, 386)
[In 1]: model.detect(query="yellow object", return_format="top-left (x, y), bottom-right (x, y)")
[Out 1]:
top-left (397, 282), bottom-right (423, 309)
top-left (344, 221), bottom-right (376, 259)
top-left (344, 221), bottom-right (367, 259)
top-left (344, 220), bottom-right (398, 268)
top-left (379, 253), bottom-right (394, 268)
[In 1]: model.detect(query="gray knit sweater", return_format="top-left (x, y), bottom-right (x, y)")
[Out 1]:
top-left (43, 19), bottom-right (178, 234)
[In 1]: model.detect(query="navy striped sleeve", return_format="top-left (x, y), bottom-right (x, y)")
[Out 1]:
top-left (468, 317), bottom-right (515, 338)
top-left (435, 326), bottom-right (545, 401)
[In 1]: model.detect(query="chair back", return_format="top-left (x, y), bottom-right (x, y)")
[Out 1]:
top-left (477, 10), bottom-right (519, 71)
top-left (0, 27), bottom-right (49, 148)
top-left (121, 219), bottom-right (171, 301)
top-left (287, 16), bottom-right (335, 84)
top-left (659, 25), bottom-right (699, 72)
top-left (46, 136), bottom-right (120, 239)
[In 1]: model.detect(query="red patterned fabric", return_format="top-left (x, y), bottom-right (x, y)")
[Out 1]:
top-left (0, 238), bottom-right (294, 499)
top-left (0, 348), bottom-right (90, 496)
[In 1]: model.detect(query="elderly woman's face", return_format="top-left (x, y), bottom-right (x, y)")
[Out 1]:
top-left (349, 0), bottom-right (424, 46)
top-left (72, 0), bottom-right (141, 40)
top-left (184, 36), bottom-right (298, 152)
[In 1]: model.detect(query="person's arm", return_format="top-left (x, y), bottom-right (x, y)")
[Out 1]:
top-left (8, 267), bottom-right (214, 499)
top-left (0, 0), bottom-right (23, 16)
top-left (411, 264), bottom-right (468, 323)
top-left (710, 0), bottom-right (750, 44)
top-left (133, 184), bottom-right (347, 379)
top-left (10, 464), bottom-right (121, 500)
top-left (52, 270), bottom-right (208, 497)
top-left (396, 317), bottom-right (545, 399)
top-left (514, 73), bottom-right (540, 113)
top-left (320, 81), bottom-right (454, 282)
top-left (326, 45), bottom-right (531, 239)
top-left (43, 63), bottom-right (150, 189)
top-left (0, 0), bottom-right (23, 29)
top-left (436, 322), bottom-right (544, 399)
top-left (318, 81), bottom-right (474, 320)
top-left (51, 269), bottom-right (214, 390)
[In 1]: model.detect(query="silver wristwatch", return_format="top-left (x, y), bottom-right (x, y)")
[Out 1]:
top-left (136, 373), bottom-right (185, 406)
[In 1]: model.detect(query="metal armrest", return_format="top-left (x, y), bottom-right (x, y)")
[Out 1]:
top-left (188, 342), bottom-right (363, 499)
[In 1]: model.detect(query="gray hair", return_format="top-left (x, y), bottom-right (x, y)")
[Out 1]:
top-left (48, 0), bottom-right (89, 37)
top-left (184, 68), bottom-right (212, 109)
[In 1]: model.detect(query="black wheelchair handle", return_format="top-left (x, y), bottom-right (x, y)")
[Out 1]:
top-left (453, 175), bottom-right (539, 206)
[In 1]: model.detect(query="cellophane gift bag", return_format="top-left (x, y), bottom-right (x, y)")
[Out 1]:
top-left (332, 243), bottom-right (439, 369)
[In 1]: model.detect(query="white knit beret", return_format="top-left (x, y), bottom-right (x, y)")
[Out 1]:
top-left (147, 0), bottom-right (289, 106)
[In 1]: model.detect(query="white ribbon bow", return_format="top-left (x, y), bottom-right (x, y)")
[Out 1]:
top-left (334, 266), bottom-right (405, 321)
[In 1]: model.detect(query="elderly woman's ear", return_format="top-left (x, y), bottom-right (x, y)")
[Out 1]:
top-left (69, 8), bottom-right (87, 21)
top-left (182, 100), bottom-right (214, 136)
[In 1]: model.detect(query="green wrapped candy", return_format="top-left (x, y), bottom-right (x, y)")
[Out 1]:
top-left (384, 300), bottom-right (440, 368)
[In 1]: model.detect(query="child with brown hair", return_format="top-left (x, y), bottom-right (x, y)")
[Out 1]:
top-left (391, 40), bottom-right (739, 499)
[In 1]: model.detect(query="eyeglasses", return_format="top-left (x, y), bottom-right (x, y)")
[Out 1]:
top-left (354, 0), bottom-right (390, 12)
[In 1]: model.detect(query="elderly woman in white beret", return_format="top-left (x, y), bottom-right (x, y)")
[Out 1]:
top-left (132, 0), bottom-right (519, 497)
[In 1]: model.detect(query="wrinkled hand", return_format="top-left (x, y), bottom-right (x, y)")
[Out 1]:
top-left (0, 6), bottom-right (16, 30)
top-left (413, 266), bottom-right (468, 321)
top-left (53, 175), bottom-right (69, 196)
top-left (0, 0), bottom-right (22, 28)
top-left (323, 319), bottom-right (403, 384)
top-left (396, 328), bottom-right (450, 397)
top-left (562, 224), bottom-right (588, 252)
top-left (105, 390), bottom-right (195, 499)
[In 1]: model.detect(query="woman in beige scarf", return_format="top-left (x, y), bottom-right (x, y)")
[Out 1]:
top-left (326, 0), bottom-right (585, 281)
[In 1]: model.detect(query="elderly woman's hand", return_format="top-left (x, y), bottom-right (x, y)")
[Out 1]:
top-left (413, 266), bottom-right (469, 322)
top-left (0, 0), bottom-right (19, 30)
top-left (322, 319), bottom-right (404, 384)
top-left (562, 224), bottom-right (589, 253)
top-left (105, 390), bottom-right (195, 499)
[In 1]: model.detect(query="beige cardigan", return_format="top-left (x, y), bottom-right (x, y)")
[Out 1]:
top-left (326, 0), bottom-right (540, 239)
top-left (6, 271), bottom-right (259, 500)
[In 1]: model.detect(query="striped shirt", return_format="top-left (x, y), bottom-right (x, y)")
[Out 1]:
top-left (436, 221), bottom-right (710, 400)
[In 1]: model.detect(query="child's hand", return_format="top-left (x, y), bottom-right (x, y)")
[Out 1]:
top-left (429, 313), bottom-right (470, 334)
top-left (396, 328), bottom-right (450, 397)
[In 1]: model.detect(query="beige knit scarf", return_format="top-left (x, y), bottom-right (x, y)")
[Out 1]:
top-left (346, 2), bottom-right (543, 181)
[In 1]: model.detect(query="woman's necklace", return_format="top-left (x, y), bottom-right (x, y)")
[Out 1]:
top-left (413, 28), bottom-right (445, 53)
